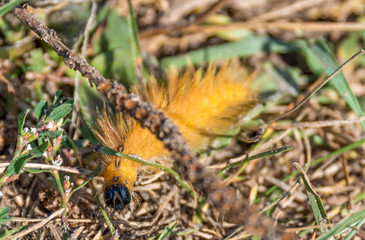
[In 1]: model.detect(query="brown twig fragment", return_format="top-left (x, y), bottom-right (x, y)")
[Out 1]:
top-left (11, 5), bottom-right (291, 239)
top-left (6, 208), bottom-right (64, 240)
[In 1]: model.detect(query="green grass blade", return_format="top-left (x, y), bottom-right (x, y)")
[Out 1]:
top-left (0, 0), bottom-right (23, 18)
top-left (343, 217), bottom-right (365, 240)
top-left (318, 209), bottom-right (365, 240)
top-left (218, 146), bottom-right (292, 175)
top-left (294, 163), bottom-right (329, 235)
top-left (256, 137), bottom-right (365, 203)
top-left (157, 221), bottom-right (177, 240)
top-left (160, 35), bottom-right (298, 68)
top-left (99, 147), bottom-right (194, 197)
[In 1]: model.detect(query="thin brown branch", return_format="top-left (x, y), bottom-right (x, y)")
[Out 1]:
top-left (273, 116), bottom-right (365, 129)
top-left (0, 162), bottom-right (91, 175)
top-left (254, 0), bottom-right (330, 21)
top-left (284, 223), bottom-right (333, 232)
top-left (6, 208), bottom-right (64, 240)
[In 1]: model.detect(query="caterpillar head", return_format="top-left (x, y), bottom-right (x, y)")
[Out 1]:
top-left (104, 183), bottom-right (131, 210)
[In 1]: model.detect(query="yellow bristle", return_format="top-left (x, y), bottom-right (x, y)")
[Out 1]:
top-left (95, 62), bottom-right (255, 202)
top-left (139, 62), bottom-right (255, 150)
top-left (94, 110), bottom-right (141, 192)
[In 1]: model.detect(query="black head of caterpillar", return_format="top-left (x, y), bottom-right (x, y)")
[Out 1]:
top-left (104, 183), bottom-right (131, 210)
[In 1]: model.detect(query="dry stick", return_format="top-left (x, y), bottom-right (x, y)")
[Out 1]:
top-left (267, 49), bottom-right (365, 125)
top-left (273, 116), bottom-right (365, 129)
top-left (11, 5), bottom-right (287, 239)
top-left (254, 0), bottom-right (329, 21)
top-left (0, 163), bottom-right (91, 174)
top-left (6, 208), bottom-right (64, 240)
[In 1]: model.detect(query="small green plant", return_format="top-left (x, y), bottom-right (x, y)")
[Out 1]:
top-left (0, 91), bottom-right (100, 239)
top-left (0, 91), bottom-right (73, 186)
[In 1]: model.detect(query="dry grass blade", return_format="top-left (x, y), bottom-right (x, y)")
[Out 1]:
top-left (285, 223), bottom-right (334, 232)
top-left (0, 162), bottom-right (91, 174)
top-left (294, 163), bottom-right (330, 235)
top-left (5, 208), bottom-right (63, 240)
top-left (267, 49), bottom-right (365, 125)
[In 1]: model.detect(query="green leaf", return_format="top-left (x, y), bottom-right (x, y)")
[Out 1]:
top-left (157, 222), bottom-right (177, 240)
top-left (295, 163), bottom-right (329, 235)
top-left (0, 0), bottom-right (24, 18)
top-left (318, 209), bottom-right (365, 240)
top-left (17, 109), bottom-right (30, 136)
top-left (0, 226), bottom-right (28, 239)
top-left (49, 103), bottom-right (73, 121)
top-left (53, 90), bottom-right (62, 105)
top-left (28, 141), bottom-right (49, 158)
top-left (39, 131), bottom-right (63, 140)
top-left (25, 168), bottom-right (50, 174)
top-left (160, 35), bottom-right (298, 68)
top-left (34, 100), bottom-right (47, 121)
top-left (0, 207), bottom-right (12, 225)
top-left (3, 153), bottom-right (32, 177)
top-left (100, 146), bottom-right (194, 197)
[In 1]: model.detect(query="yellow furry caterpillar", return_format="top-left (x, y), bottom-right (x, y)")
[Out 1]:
top-left (94, 63), bottom-right (255, 210)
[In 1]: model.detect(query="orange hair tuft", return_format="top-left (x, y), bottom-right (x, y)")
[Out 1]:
top-left (95, 62), bottom-right (255, 210)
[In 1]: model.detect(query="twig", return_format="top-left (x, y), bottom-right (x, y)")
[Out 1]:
top-left (273, 116), bottom-right (365, 129)
top-left (254, 0), bottom-right (329, 21)
top-left (267, 49), bottom-right (365, 125)
top-left (284, 223), bottom-right (333, 232)
top-left (10, 217), bottom-right (94, 223)
top-left (6, 208), bottom-right (63, 240)
top-left (0, 162), bottom-right (91, 174)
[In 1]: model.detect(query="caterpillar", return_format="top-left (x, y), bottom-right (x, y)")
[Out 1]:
top-left (94, 63), bottom-right (255, 210)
